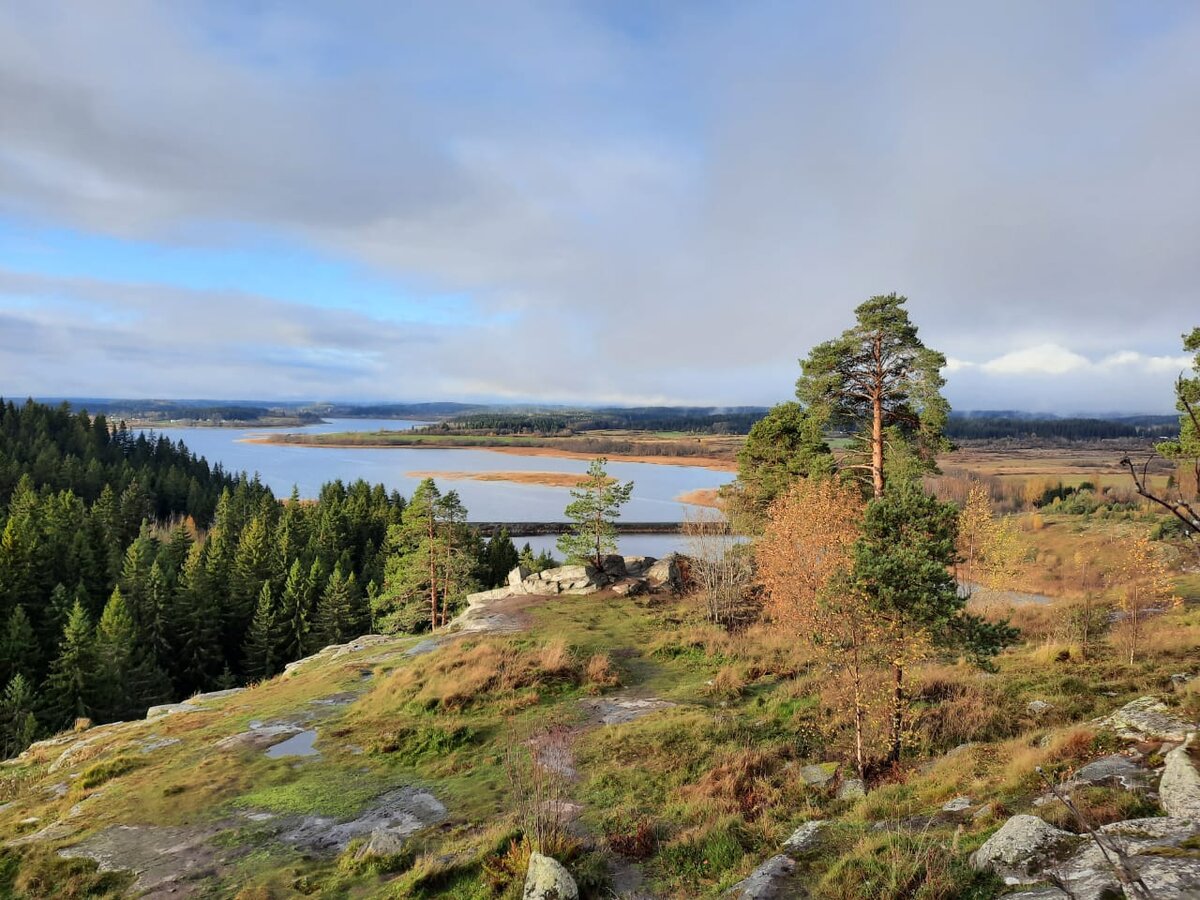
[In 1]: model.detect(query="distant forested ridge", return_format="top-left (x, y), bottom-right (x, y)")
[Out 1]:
top-left (944, 414), bottom-right (1178, 441)
top-left (423, 406), bottom-right (770, 435)
top-left (0, 399), bottom-right (507, 757)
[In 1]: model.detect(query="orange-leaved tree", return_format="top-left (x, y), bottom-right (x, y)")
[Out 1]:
top-left (757, 477), bottom-right (894, 778)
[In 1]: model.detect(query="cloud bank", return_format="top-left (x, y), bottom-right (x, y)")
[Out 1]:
top-left (0, 1), bottom-right (1198, 411)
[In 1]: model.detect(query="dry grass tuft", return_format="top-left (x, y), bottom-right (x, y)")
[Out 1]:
top-left (583, 653), bottom-right (620, 694)
top-left (682, 745), bottom-right (790, 820)
top-left (706, 665), bottom-right (750, 699)
top-left (369, 637), bottom-right (584, 712)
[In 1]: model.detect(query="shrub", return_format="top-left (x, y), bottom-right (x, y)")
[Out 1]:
top-left (606, 818), bottom-right (657, 859)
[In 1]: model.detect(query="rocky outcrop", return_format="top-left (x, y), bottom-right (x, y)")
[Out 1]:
top-left (523, 852), bottom-right (579, 900)
top-left (1093, 696), bottom-right (1197, 741)
top-left (277, 786), bottom-right (447, 854)
top-left (1160, 733), bottom-right (1200, 819)
top-left (463, 554), bottom-right (686, 609)
top-left (969, 814), bottom-right (1080, 884)
top-left (973, 812), bottom-right (1200, 897)
top-left (1046, 817), bottom-right (1200, 898)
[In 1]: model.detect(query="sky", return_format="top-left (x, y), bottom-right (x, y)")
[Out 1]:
top-left (1, 1), bottom-right (1198, 414)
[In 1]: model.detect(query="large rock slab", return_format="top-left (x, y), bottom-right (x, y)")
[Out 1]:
top-left (277, 786), bottom-right (447, 854)
top-left (1094, 697), bottom-right (1196, 741)
top-left (58, 824), bottom-right (228, 895)
top-left (1160, 734), bottom-right (1200, 819)
top-left (969, 814), bottom-right (1081, 884)
top-left (523, 851), bottom-right (578, 900)
top-left (580, 696), bottom-right (675, 726)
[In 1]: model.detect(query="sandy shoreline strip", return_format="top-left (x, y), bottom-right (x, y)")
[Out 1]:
top-left (405, 470), bottom-right (596, 488)
top-left (238, 436), bottom-right (737, 472)
top-left (404, 471), bottom-right (727, 510)
top-left (674, 488), bottom-right (723, 509)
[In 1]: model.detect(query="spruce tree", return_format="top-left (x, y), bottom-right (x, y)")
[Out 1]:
top-left (0, 673), bottom-right (38, 759)
top-left (316, 565), bottom-right (362, 645)
top-left (44, 600), bottom-right (97, 728)
top-left (242, 581), bottom-right (278, 679)
top-left (0, 605), bottom-right (39, 686)
top-left (276, 558), bottom-right (311, 664)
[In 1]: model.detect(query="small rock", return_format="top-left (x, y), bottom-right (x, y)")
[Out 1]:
top-left (799, 762), bottom-right (838, 788)
top-left (972, 803), bottom-right (995, 822)
top-left (355, 828), bottom-right (409, 860)
top-left (781, 820), bottom-right (825, 854)
top-left (523, 851), bottom-right (578, 900)
top-left (725, 854), bottom-right (796, 899)
top-left (215, 724), bottom-right (303, 752)
top-left (1027, 700), bottom-right (1053, 716)
top-left (508, 565), bottom-right (531, 588)
top-left (145, 702), bottom-right (198, 719)
top-left (941, 796), bottom-right (972, 814)
top-left (1160, 733), bottom-right (1200, 819)
top-left (969, 814), bottom-right (1080, 884)
top-left (837, 778), bottom-right (866, 800)
top-left (1170, 673), bottom-right (1193, 689)
top-left (645, 555), bottom-right (682, 590)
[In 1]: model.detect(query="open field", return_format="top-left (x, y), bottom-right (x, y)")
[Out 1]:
top-left (938, 441), bottom-right (1173, 492)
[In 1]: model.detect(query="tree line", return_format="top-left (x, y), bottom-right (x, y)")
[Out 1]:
top-left (944, 415), bottom-right (1176, 441)
top-left (0, 400), bottom-right (532, 758)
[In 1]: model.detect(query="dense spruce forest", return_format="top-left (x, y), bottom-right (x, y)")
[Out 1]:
top-left (0, 399), bottom-right (523, 758)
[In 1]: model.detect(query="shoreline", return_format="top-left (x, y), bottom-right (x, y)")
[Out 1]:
top-left (237, 436), bottom-right (737, 471)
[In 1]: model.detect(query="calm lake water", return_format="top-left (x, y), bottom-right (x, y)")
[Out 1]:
top-left (147, 418), bottom-right (734, 526)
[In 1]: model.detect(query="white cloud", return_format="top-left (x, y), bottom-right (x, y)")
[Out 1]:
top-left (980, 344), bottom-right (1091, 376)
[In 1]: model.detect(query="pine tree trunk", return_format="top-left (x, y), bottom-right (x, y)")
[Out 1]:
top-left (872, 393), bottom-right (885, 498)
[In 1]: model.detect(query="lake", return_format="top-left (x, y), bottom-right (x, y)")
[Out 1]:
top-left (147, 418), bottom-right (734, 529)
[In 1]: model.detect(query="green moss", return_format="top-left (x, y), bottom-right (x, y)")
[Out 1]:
top-left (233, 766), bottom-right (392, 818)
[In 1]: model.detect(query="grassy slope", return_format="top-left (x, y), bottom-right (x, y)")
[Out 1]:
top-left (1, 538), bottom-right (1199, 898)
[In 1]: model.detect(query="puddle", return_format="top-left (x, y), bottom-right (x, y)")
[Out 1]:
top-left (265, 730), bottom-right (320, 759)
